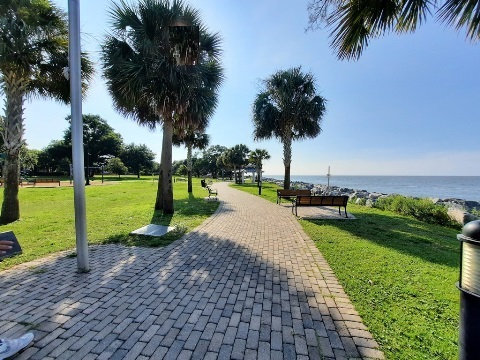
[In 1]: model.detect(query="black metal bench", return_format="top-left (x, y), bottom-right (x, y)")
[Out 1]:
top-left (201, 179), bottom-right (217, 199)
top-left (205, 185), bottom-right (218, 199)
top-left (293, 195), bottom-right (349, 217)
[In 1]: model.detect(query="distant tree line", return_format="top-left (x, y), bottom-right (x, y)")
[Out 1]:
top-left (172, 143), bottom-right (270, 186)
top-left (12, 114), bottom-right (157, 179)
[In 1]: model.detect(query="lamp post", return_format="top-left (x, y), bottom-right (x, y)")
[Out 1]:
top-left (457, 220), bottom-right (480, 359)
top-left (257, 163), bottom-right (262, 195)
top-left (327, 165), bottom-right (331, 191)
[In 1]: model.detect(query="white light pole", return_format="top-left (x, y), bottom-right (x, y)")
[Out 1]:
top-left (68, 0), bottom-right (89, 272)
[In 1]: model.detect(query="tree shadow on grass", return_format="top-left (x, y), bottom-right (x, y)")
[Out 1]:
top-left (303, 210), bottom-right (460, 268)
top-left (102, 192), bottom-right (221, 248)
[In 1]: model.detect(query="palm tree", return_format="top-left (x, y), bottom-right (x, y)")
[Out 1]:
top-left (0, 0), bottom-right (93, 223)
top-left (249, 149), bottom-right (271, 187)
top-left (173, 127), bottom-right (210, 193)
top-left (102, 0), bottom-right (223, 214)
top-left (172, 70), bottom-right (218, 193)
top-left (252, 67), bottom-right (326, 190)
top-left (228, 144), bottom-right (250, 184)
top-left (307, 0), bottom-right (480, 60)
top-left (219, 149), bottom-right (234, 180)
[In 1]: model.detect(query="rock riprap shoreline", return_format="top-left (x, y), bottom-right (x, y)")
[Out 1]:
top-left (264, 178), bottom-right (480, 224)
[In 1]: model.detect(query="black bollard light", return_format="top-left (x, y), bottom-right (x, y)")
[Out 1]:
top-left (458, 220), bottom-right (480, 360)
top-left (258, 181), bottom-right (262, 195)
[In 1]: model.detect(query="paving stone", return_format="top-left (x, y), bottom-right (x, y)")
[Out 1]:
top-left (123, 342), bottom-right (146, 360)
top-left (208, 332), bottom-right (224, 352)
top-left (163, 339), bottom-right (185, 360)
top-left (231, 338), bottom-right (247, 359)
top-left (244, 348), bottom-right (258, 360)
top-left (258, 323), bottom-right (270, 342)
top-left (223, 326), bottom-right (237, 345)
top-left (215, 316), bottom-right (230, 333)
top-left (217, 344), bottom-right (233, 360)
top-left (282, 325), bottom-right (294, 344)
top-left (271, 331), bottom-right (283, 351)
top-left (141, 334), bottom-right (164, 356)
top-left (236, 321), bottom-right (249, 340)
top-left (295, 335), bottom-right (309, 355)
top-left (258, 341), bottom-right (270, 359)
top-left (96, 339), bottom-right (123, 360)
top-left (358, 346), bottom-right (386, 359)
top-left (203, 351), bottom-right (218, 360)
top-left (200, 322), bottom-right (217, 341)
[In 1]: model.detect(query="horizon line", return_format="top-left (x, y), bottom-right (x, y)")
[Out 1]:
top-left (263, 174), bottom-right (480, 177)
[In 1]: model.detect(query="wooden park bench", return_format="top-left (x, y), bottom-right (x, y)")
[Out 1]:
top-left (0, 178), bottom-right (34, 186)
top-left (33, 178), bottom-right (61, 186)
top-left (292, 195), bottom-right (349, 217)
top-left (20, 178), bottom-right (35, 186)
top-left (276, 189), bottom-right (311, 204)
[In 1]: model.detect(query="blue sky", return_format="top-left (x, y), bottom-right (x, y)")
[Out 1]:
top-left (12, 0), bottom-right (480, 175)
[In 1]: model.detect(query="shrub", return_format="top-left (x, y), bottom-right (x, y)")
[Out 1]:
top-left (374, 195), bottom-right (456, 227)
top-left (471, 208), bottom-right (480, 217)
top-left (350, 196), bottom-right (366, 206)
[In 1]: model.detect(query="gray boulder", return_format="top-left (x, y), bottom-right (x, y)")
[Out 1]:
top-left (448, 208), bottom-right (479, 225)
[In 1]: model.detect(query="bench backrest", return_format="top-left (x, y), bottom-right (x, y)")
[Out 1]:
top-left (277, 189), bottom-right (311, 197)
top-left (296, 195), bottom-right (349, 206)
top-left (35, 179), bottom-right (57, 182)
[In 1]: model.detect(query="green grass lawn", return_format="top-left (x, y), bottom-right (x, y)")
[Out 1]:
top-left (233, 181), bottom-right (460, 359)
top-left (0, 177), bottom-right (218, 270)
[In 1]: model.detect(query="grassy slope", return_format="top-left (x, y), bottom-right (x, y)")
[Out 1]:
top-left (233, 182), bottom-right (459, 359)
top-left (0, 178), bottom-right (218, 270)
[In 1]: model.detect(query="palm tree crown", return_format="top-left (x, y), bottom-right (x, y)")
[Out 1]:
top-left (252, 67), bottom-right (326, 189)
top-left (249, 148), bottom-right (271, 185)
top-left (173, 126), bottom-right (210, 193)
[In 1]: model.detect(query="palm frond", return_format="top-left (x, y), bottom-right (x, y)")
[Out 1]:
top-left (397, 0), bottom-right (432, 32)
top-left (438, 0), bottom-right (480, 40)
top-left (329, 0), bottom-right (400, 60)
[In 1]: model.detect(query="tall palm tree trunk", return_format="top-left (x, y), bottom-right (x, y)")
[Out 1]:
top-left (1, 72), bottom-right (26, 224)
top-left (157, 117), bottom-right (174, 213)
top-left (187, 144), bottom-right (193, 193)
top-left (2, 152), bottom-right (21, 224)
top-left (282, 135), bottom-right (292, 190)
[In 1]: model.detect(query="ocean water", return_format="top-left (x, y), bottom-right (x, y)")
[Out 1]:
top-left (265, 175), bottom-right (480, 201)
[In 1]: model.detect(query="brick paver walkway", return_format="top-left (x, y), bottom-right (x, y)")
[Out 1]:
top-left (0, 182), bottom-right (384, 359)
